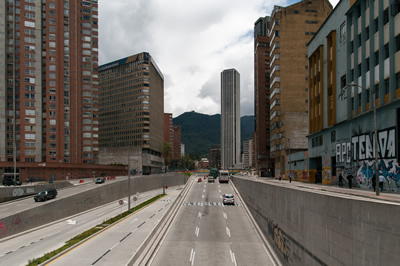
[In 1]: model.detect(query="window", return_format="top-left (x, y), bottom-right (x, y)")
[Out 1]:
top-left (375, 51), bottom-right (379, 66)
top-left (385, 79), bottom-right (389, 94)
top-left (384, 44), bottom-right (389, 59)
top-left (375, 18), bottom-right (379, 33)
top-left (383, 9), bottom-right (389, 25)
top-left (340, 75), bottom-right (347, 88)
top-left (340, 22), bottom-right (346, 43)
top-left (365, 27), bottom-right (369, 40)
top-left (396, 35), bottom-right (400, 52)
top-left (331, 131), bottom-right (336, 142)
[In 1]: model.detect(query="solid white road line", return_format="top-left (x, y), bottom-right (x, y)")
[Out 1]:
top-left (190, 248), bottom-right (196, 265)
top-left (226, 227), bottom-right (231, 237)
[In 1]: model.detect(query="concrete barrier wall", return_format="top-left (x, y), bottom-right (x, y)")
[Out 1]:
top-left (232, 176), bottom-right (400, 266)
top-left (0, 173), bottom-right (187, 239)
top-left (0, 182), bottom-right (74, 202)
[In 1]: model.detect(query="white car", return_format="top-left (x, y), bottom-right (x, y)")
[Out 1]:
top-left (223, 194), bottom-right (234, 205)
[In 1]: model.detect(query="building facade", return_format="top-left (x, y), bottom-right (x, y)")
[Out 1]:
top-left (163, 113), bottom-right (181, 160)
top-left (98, 52), bottom-right (164, 175)
top-left (164, 113), bottom-right (173, 145)
top-left (243, 139), bottom-right (254, 168)
top-left (308, 0), bottom-right (400, 188)
top-left (268, 0), bottom-right (332, 176)
top-left (172, 125), bottom-right (182, 160)
top-left (254, 16), bottom-right (274, 177)
top-left (0, 0), bottom-right (103, 181)
top-left (221, 69), bottom-right (241, 169)
top-left (208, 146), bottom-right (220, 169)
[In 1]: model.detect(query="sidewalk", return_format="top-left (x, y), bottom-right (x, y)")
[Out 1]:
top-left (255, 176), bottom-right (400, 204)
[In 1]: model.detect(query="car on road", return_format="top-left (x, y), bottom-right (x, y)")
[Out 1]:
top-left (222, 193), bottom-right (235, 205)
top-left (34, 188), bottom-right (58, 202)
top-left (208, 176), bottom-right (215, 183)
top-left (2, 178), bottom-right (22, 186)
top-left (95, 177), bottom-right (105, 184)
top-left (198, 177), bottom-right (202, 183)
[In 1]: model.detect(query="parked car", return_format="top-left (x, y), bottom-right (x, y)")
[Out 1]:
top-left (95, 177), bottom-right (105, 184)
top-left (34, 188), bottom-right (57, 202)
top-left (3, 178), bottom-right (22, 186)
top-left (222, 193), bottom-right (235, 205)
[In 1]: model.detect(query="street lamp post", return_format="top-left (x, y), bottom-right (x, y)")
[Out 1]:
top-left (288, 138), bottom-right (291, 179)
top-left (349, 82), bottom-right (379, 196)
top-left (128, 148), bottom-right (131, 211)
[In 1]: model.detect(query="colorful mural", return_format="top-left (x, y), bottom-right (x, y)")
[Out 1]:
top-left (353, 159), bottom-right (400, 192)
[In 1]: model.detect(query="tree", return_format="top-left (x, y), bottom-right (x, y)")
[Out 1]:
top-left (180, 155), bottom-right (196, 171)
top-left (162, 142), bottom-right (173, 168)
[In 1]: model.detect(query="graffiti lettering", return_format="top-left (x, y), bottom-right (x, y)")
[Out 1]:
top-left (27, 188), bottom-right (35, 194)
top-left (12, 188), bottom-right (24, 197)
top-left (337, 128), bottom-right (395, 164)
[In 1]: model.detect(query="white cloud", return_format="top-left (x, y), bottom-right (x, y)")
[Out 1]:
top-left (99, 0), bottom-right (340, 118)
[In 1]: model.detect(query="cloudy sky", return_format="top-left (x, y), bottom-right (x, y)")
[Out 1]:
top-left (99, 0), bottom-right (339, 118)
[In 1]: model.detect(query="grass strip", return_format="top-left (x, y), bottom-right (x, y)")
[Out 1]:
top-left (27, 193), bottom-right (166, 266)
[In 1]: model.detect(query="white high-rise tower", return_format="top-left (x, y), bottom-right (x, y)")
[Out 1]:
top-left (221, 69), bottom-right (241, 169)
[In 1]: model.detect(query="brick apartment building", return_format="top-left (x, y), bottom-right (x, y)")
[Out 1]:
top-left (0, 0), bottom-right (122, 181)
top-left (267, 0), bottom-right (332, 176)
top-left (164, 113), bottom-right (182, 160)
top-left (254, 16), bottom-right (273, 177)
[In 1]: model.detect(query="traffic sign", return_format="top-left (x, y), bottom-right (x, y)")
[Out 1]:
top-left (119, 200), bottom-right (124, 205)
top-left (133, 196), bottom-right (138, 201)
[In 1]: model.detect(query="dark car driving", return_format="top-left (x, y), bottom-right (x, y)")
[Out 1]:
top-left (95, 177), bottom-right (105, 184)
top-left (34, 188), bottom-right (57, 202)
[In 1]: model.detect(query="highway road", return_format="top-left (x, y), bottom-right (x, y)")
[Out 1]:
top-left (148, 174), bottom-right (279, 266)
top-left (0, 184), bottom-right (171, 266)
top-left (47, 189), bottom-right (180, 266)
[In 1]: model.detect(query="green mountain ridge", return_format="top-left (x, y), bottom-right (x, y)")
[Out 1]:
top-left (173, 111), bottom-right (254, 157)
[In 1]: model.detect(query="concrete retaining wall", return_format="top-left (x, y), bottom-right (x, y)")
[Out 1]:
top-left (0, 182), bottom-right (74, 203)
top-left (232, 176), bottom-right (400, 266)
top-left (0, 173), bottom-right (187, 239)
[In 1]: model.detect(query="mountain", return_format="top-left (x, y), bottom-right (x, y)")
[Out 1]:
top-left (173, 111), bottom-right (254, 157)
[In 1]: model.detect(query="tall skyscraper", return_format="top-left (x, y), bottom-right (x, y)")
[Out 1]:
top-left (98, 52), bottom-right (164, 175)
top-left (0, 0), bottom-right (102, 180)
top-left (221, 69), bottom-right (241, 169)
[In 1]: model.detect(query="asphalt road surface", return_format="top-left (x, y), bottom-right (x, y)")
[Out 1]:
top-left (148, 174), bottom-right (278, 266)
top-left (0, 185), bottom-right (171, 266)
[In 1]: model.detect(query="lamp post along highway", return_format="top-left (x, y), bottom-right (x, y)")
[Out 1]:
top-left (287, 138), bottom-right (291, 179)
top-left (128, 148), bottom-right (131, 210)
top-left (349, 82), bottom-right (379, 196)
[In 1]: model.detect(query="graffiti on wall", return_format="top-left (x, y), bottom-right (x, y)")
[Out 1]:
top-left (334, 127), bottom-right (399, 191)
top-left (267, 217), bottom-right (290, 261)
top-left (353, 159), bottom-right (400, 191)
top-left (0, 221), bottom-right (8, 237)
top-left (336, 127), bottom-right (396, 165)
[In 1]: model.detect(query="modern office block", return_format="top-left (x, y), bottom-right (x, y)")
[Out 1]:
top-left (98, 52), bottom-right (164, 174)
